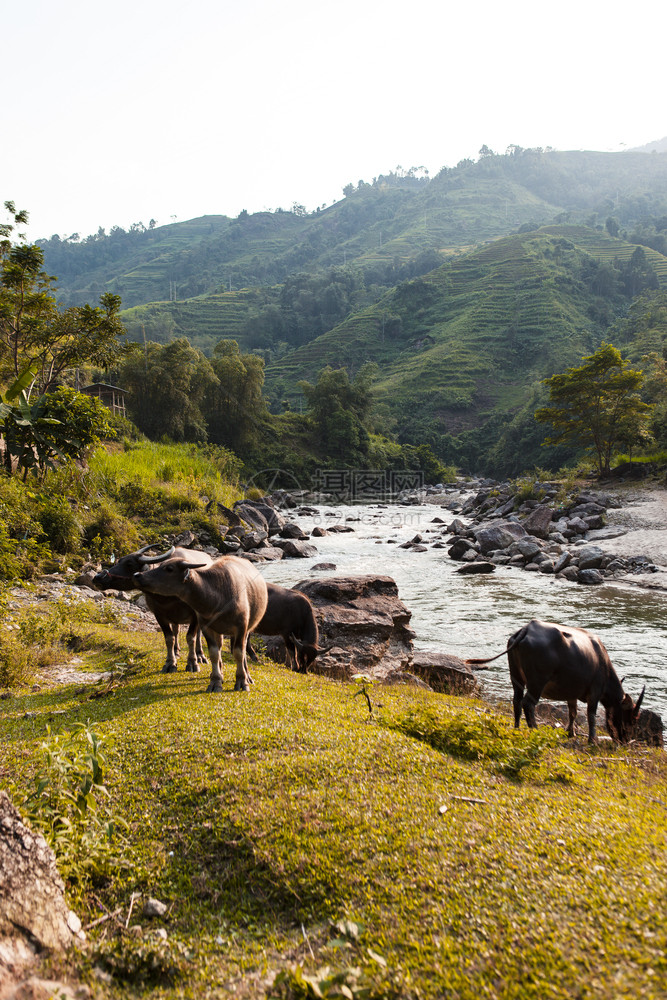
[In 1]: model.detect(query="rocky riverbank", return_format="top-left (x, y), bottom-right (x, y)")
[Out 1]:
top-left (441, 481), bottom-right (667, 586)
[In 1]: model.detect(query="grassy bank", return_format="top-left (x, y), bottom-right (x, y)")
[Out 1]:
top-left (1, 605), bottom-right (665, 999)
top-left (0, 438), bottom-right (244, 581)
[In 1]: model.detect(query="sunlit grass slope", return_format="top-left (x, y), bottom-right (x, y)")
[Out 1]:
top-left (1, 614), bottom-right (665, 1000)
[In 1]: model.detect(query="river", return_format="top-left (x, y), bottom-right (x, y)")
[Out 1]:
top-left (257, 501), bottom-right (667, 717)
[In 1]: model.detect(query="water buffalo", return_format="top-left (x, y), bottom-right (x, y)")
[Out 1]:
top-left (466, 618), bottom-right (645, 743)
top-left (247, 583), bottom-right (332, 672)
top-left (133, 555), bottom-right (268, 693)
top-left (93, 545), bottom-right (212, 673)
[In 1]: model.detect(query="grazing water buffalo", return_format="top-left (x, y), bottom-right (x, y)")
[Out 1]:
top-left (466, 618), bottom-right (645, 743)
top-left (247, 583), bottom-right (332, 672)
top-left (93, 545), bottom-right (213, 673)
top-left (133, 555), bottom-right (268, 692)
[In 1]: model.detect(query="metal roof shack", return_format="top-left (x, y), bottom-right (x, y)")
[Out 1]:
top-left (79, 383), bottom-right (127, 417)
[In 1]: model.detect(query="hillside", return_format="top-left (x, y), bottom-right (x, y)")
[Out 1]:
top-left (41, 149), bottom-right (667, 314)
top-left (263, 226), bottom-right (667, 471)
top-left (33, 147), bottom-right (667, 474)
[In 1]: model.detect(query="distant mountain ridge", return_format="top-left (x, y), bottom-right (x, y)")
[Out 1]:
top-left (41, 148), bottom-right (667, 311)
top-left (627, 136), bottom-right (667, 154)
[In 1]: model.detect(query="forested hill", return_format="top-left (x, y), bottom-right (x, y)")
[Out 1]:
top-left (41, 148), bottom-right (667, 311)
top-left (263, 225), bottom-right (667, 473)
top-left (35, 145), bottom-right (667, 474)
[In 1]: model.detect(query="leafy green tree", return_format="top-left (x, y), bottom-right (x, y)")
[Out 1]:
top-left (299, 363), bottom-right (377, 461)
top-left (535, 343), bottom-right (653, 475)
top-left (205, 339), bottom-right (268, 452)
top-left (120, 338), bottom-right (218, 442)
top-left (0, 203), bottom-right (127, 394)
top-left (605, 217), bottom-right (620, 238)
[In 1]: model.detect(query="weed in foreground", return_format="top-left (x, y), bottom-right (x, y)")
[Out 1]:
top-left (12, 722), bottom-right (129, 897)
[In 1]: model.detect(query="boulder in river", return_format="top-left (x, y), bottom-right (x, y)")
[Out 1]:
top-left (273, 539), bottom-right (318, 558)
top-left (286, 575), bottom-right (416, 681)
top-left (474, 521), bottom-right (526, 554)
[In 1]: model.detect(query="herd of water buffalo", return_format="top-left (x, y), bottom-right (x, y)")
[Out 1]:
top-left (93, 543), bottom-right (647, 745)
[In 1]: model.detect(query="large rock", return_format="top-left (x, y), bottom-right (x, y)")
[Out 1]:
top-left (279, 522), bottom-right (310, 540)
top-left (409, 651), bottom-right (476, 693)
top-left (292, 576), bottom-right (416, 681)
top-left (522, 504), bottom-right (554, 539)
top-left (578, 545), bottom-right (605, 570)
top-left (0, 792), bottom-right (83, 952)
top-left (635, 708), bottom-right (664, 747)
top-left (511, 536), bottom-right (544, 561)
top-left (474, 521), bottom-right (526, 554)
top-left (448, 537), bottom-right (478, 560)
top-left (273, 539), bottom-right (318, 558)
top-left (0, 792), bottom-right (85, 998)
top-left (236, 499), bottom-right (285, 536)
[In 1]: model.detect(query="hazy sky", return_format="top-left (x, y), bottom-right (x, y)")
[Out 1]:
top-left (4, 0), bottom-right (665, 241)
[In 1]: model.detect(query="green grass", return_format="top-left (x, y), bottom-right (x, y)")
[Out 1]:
top-left (1, 612), bottom-right (665, 999)
top-left (89, 439), bottom-right (242, 499)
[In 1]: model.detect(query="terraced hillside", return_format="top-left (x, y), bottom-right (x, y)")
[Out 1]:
top-left (265, 229), bottom-right (667, 449)
top-left (538, 224), bottom-right (667, 285)
top-left (120, 287), bottom-right (270, 354)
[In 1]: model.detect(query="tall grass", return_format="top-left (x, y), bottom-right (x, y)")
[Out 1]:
top-left (89, 440), bottom-right (243, 507)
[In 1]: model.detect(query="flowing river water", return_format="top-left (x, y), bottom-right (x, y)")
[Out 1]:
top-left (256, 500), bottom-right (667, 718)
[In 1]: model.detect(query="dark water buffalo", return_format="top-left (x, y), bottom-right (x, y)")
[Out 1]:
top-left (247, 583), bottom-right (331, 672)
top-left (133, 555), bottom-right (268, 692)
top-left (93, 545), bottom-right (212, 673)
top-left (467, 618), bottom-right (645, 743)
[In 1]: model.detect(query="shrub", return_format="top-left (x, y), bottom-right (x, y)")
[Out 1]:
top-left (37, 495), bottom-right (83, 553)
top-left (82, 500), bottom-right (140, 560)
top-left (388, 705), bottom-right (572, 782)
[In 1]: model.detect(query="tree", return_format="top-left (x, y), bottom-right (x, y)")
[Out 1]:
top-left (0, 206), bottom-right (128, 395)
top-left (120, 338), bottom-right (218, 442)
top-left (0, 384), bottom-right (114, 480)
top-left (535, 343), bottom-right (653, 476)
top-left (205, 339), bottom-right (268, 452)
top-left (299, 363), bottom-right (377, 461)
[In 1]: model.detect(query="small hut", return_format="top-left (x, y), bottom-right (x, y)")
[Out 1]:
top-left (79, 383), bottom-right (127, 418)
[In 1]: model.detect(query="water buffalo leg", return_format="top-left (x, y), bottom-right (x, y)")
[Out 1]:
top-left (231, 632), bottom-right (252, 692)
top-left (521, 690), bottom-right (539, 728)
top-left (203, 626), bottom-right (224, 692)
top-left (185, 617), bottom-right (200, 673)
top-left (566, 700), bottom-right (578, 737)
top-left (195, 628), bottom-right (207, 665)
top-left (586, 703), bottom-right (598, 744)
top-left (157, 619), bottom-right (179, 673)
top-left (511, 680), bottom-right (524, 728)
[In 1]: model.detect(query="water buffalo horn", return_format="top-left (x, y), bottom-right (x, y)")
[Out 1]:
top-left (634, 685), bottom-right (646, 714)
top-left (137, 545), bottom-right (176, 565)
top-left (291, 634), bottom-right (334, 655)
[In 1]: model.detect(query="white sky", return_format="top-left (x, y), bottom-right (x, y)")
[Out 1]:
top-left (4, 0), bottom-right (666, 242)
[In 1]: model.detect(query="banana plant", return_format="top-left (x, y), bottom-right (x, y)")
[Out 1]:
top-left (0, 366), bottom-right (65, 479)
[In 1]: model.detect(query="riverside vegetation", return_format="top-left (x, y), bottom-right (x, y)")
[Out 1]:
top-left (1, 442), bottom-right (666, 999)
